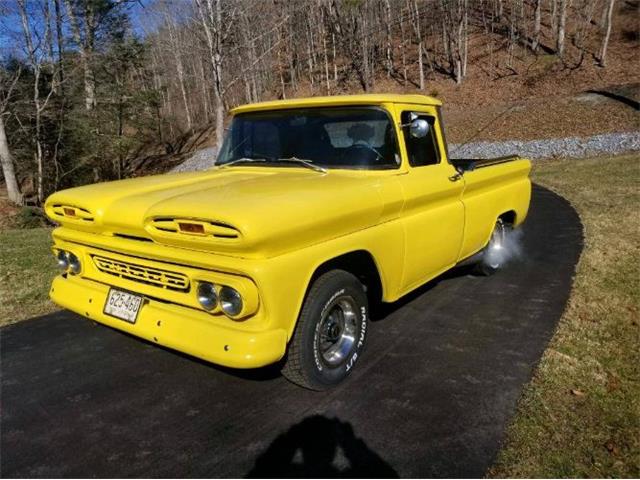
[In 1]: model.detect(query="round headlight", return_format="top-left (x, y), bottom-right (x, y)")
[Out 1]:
top-left (56, 250), bottom-right (69, 270)
top-left (67, 252), bottom-right (81, 274)
top-left (197, 282), bottom-right (218, 311)
top-left (219, 286), bottom-right (243, 317)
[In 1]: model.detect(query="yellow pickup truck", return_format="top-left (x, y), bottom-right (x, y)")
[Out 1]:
top-left (45, 94), bottom-right (531, 390)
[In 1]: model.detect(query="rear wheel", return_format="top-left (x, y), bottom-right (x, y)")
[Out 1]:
top-left (281, 270), bottom-right (368, 390)
top-left (475, 218), bottom-right (509, 276)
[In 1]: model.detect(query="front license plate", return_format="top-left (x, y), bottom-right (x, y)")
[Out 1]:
top-left (104, 289), bottom-right (143, 324)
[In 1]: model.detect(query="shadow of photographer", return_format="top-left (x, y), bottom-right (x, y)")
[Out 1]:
top-left (247, 415), bottom-right (399, 478)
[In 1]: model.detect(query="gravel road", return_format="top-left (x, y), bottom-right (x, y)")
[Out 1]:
top-left (171, 131), bottom-right (639, 173)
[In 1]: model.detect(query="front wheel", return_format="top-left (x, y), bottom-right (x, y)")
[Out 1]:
top-left (281, 270), bottom-right (368, 390)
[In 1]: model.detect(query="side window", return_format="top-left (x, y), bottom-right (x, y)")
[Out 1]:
top-left (401, 111), bottom-right (440, 167)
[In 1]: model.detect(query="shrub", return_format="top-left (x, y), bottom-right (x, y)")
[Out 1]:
top-left (15, 207), bottom-right (46, 229)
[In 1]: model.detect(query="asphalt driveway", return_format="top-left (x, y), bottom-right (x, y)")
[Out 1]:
top-left (0, 185), bottom-right (583, 478)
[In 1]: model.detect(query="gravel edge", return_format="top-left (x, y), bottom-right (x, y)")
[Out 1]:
top-left (449, 131), bottom-right (640, 159)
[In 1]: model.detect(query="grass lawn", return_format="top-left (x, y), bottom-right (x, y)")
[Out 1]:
top-left (0, 154), bottom-right (638, 475)
top-left (0, 228), bottom-right (58, 326)
top-left (491, 153), bottom-right (640, 477)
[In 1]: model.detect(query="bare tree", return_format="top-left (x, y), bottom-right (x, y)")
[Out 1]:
top-left (63, 0), bottom-right (97, 110)
top-left (532, 0), bottom-right (542, 51)
top-left (161, 3), bottom-right (193, 130)
top-left (556, 0), bottom-right (567, 56)
top-left (0, 67), bottom-right (23, 205)
top-left (412, 0), bottom-right (425, 89)
top-left (598, 0), bottom-right (615, 66)
top-left (53, 0), bottom-right (65, 92)
top-left (194, 0), bottom-right (228, 148)
top-left (384, 0), bottom-right (393, 77)
top-left (18, 0), bottom-right (57, 203)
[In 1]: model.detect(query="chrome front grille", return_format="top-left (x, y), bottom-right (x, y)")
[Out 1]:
top-left (92, 255), bottom-right (189, 291)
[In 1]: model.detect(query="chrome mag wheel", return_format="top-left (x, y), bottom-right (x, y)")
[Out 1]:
top-left (317, 296), bottom-right (358, 367)
top-left (484, 219), bottom-right (507, 270)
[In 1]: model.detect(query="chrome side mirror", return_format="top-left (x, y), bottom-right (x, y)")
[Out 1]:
top-left (409, 118), bottom-right (430, 139)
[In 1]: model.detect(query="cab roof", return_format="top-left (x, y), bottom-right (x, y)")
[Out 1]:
top-left (230, 93), bottom-right (442, 115)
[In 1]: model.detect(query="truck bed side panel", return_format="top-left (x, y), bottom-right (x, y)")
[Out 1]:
top-left (458, 158), bottom-right (532, 260)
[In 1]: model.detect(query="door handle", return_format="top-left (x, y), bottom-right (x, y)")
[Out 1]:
top-left (449, 173), bottom-right (462, 182)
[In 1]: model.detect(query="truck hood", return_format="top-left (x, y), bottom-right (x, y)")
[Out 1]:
top-left (45, 167), bottom-right (402, 258)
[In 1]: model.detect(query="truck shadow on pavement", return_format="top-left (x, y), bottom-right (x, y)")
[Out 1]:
top-left (247, 415), bottom-right (398, 478)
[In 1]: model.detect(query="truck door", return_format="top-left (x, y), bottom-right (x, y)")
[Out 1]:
top-left (395, 104), bottom-right (465, 293)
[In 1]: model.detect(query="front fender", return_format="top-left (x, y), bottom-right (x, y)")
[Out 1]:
top-left (253, 219), bottom-right (405, 340)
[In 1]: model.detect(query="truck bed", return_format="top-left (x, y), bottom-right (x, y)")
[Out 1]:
top-left (450, 155), bottom-right (520, 172)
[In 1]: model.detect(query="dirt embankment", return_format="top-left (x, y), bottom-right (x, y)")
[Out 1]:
top-left (444, 85), bottom-right (639, 144)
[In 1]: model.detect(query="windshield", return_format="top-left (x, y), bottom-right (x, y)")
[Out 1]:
top-left (216, 107), bottom-right (400, 169)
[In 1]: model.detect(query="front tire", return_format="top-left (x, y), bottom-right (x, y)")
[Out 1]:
top-left (281, 270), bottom-right (368, 391)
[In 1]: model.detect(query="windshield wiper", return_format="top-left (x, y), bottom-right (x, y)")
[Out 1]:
top-left (218, 157), bottom-right (268, 169)
top-left (277, 157), bottom-right (328, 174)
top-left (218, 156), bottom-right (327, 174)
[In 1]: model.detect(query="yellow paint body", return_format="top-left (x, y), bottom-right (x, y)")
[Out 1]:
top-left (45, 94), bottom-right (531, 368)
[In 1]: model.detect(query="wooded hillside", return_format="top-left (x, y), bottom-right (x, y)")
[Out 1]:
top-left (0, 0), bottom-right (636, 205)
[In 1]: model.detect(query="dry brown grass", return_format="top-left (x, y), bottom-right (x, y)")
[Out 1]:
top-left (491, 153), bottom-right (640, 477)
top-left (444, 92), bottom-right (639, 144)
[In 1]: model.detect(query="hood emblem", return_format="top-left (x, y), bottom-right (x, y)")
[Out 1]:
top-left (63, 207), bottom-right (76, 217)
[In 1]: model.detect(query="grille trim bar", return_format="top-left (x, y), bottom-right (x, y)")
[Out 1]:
top-left (92, 255), bottom-right (190, 291)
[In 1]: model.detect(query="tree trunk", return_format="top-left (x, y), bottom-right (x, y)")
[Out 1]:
top-left (63, 0), bottom-right (97, 110)
top-left (413, 0), bottom-right (424, 89)
top-left (81, 53), bottom-right (96, 110)
top-left (556, 0), bottom-right (567, 56)
top-left (400, 9), bottom-right (407, 84)
top-left (195, 0), bottom-right (226, 149)
top-left (18, 0), bottom-right (47, 202)
top-left (164, 11), bottom-right (193, 130)
top-left (418, 42), bottom-right (425, 89)
top-left (332, 31), bottom-right (338, 82)
top-left (53, 0), bottom-right (65, 93)
top-left (0, 115), bottom-right (22, 205)
top-left (455, 6), bottom-right (464, 85)
top-left (384, 0), bottom-right (393, 77)
top-left (598, 0), bottom-right (615, 66)
top-left (533, 0), bottom-right (542, 51)
top-left (323, 33), bottom-right (330, 94)
top-left (462, 2), bottom-right (469, 78)
top-left (43, 0), bottom-right (57, 93)
top-left (198, 54), bottom-right (210, 121)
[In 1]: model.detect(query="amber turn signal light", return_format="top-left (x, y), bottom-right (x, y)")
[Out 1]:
top-left (178, 222), bottom-right (205, 234)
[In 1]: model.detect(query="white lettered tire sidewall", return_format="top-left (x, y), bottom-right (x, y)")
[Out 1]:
top-left (282, 270), bottom-right (368, 390)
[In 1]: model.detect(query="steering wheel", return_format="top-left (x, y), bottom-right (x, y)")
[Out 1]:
top-left (341, 143), bottom-right (385, 163)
